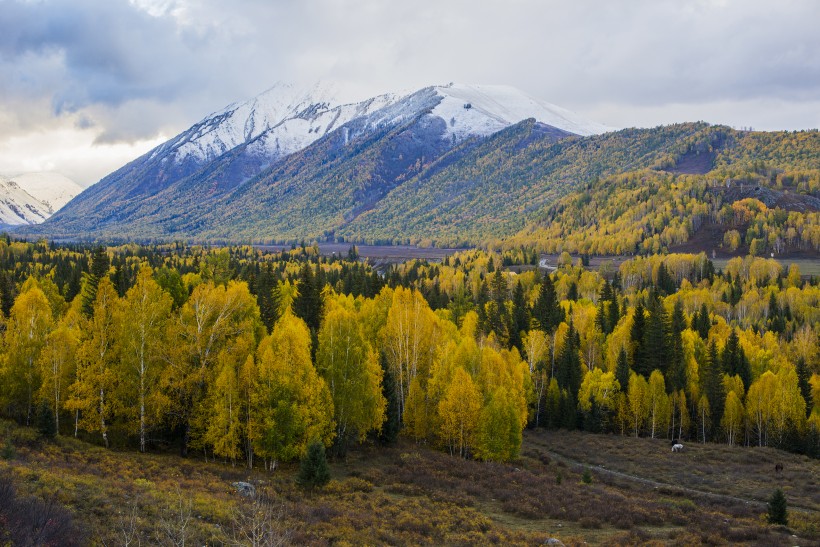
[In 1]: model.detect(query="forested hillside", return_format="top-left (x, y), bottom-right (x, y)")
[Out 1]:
top-left (504, 128), bottom-right (820, 256)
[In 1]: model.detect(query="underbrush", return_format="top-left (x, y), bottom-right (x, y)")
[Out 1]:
top-left (0, 419), bottom-right (814, 545)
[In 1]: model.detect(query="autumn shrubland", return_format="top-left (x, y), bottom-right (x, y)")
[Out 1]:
top-left (1, 418), bottom-right (817, 545)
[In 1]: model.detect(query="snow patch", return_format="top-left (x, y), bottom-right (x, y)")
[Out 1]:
top-left (432, 84), bottom-right (614, 138)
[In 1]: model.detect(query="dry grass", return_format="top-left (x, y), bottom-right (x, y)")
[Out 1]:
top-left (0, 419), bottom-right (815, 545)
top-left (528, 430), bottom-right (820, 513)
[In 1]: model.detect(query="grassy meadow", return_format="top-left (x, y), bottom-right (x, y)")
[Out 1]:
top-left (1, 419), bottom-right (817, 545)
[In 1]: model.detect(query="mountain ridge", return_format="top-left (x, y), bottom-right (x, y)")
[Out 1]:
top-left (29, 82), bottom-right (610, 241)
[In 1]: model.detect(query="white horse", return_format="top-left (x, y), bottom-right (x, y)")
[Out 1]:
top-left (671, 443), bottom-right (684, 452)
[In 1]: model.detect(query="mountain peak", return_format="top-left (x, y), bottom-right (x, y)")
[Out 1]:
top-left (432, 83), bottom-right (613, 137)
top-left (0, 171), bottom-right (82, 226)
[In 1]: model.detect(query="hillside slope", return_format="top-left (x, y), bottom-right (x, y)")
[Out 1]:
top-left (503, 128), bottom-right (820, 256)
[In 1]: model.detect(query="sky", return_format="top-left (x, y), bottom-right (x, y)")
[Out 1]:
top-left (1, 0), bottom-right (819, 186)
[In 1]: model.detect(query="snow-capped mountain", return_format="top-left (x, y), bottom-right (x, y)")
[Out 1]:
top-left (158, 81), bottom-right (407, 169)
top-left (145, 81), bottom-right (610, 179)
top-left (10, 172), bottom-right (83, 212)
top-left (26, 81), bottom-right (614, 240)
top-left (0, 172), bottom-right (82, 226)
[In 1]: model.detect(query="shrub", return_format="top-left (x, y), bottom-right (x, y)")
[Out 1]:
top-left (1, 438), bottom-right (14, 460)
top-left (36, 401), bottom-right (56, 438)
top-left (767, 488), bottom-right (788, 526)
top-left (297, 440), bottom-right (330, 489)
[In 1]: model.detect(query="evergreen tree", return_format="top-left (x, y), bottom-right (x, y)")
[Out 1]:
top-left (767, 292), bottom-right (786, 334)
top-left (668, 299), bottom-right (687, 392)
top-left (293, 264), bottom-right (321, 333)
top-left (255, 263), bottom-right (280, 333)
top-left (555, 318), bottom-right (582, 397)
top-left (595, 298), bottom-right (607, 335)
top-left (81, 246), bottom-right (110, 317)
top-left (566, 280), bottom-right (578, 302)
top-left (615, 348), bottom-right (631, 394)
top-left (532, 272), bottom-right (563, 333)
top-left (656, 262), bottom-right (676, 295)
top-left (694, 303), bottom-right (711, 340)
top-left (0, 270), bottom-right (17, 316)
top-left (630, 302), bottom-right (648, 376)
top-left (35, 400), bottom-right (56, 438)
top-left (297, 439), bottom-right (331, 489)
top-left (644, 293), bottom-right (670, 376)
top-left (474, 279), bottom-right (489, 333)
top-left (379, 361), bottom-right (400, 444)
top-left (796, 358), bottom-right (813, 418)
top-left (607, 293), bottom-right (620, 335)
top-left (293, 263), bottom-right (322, 359)
top-left (702, 340), bottom-right (725, 439)
top-left (560, 390), bottom-right (578, 430)
top-left (767, 489), bottom-right (788, 526)
top-left (509, 281), bottom-right (529, 352)
top-left (722, 329), bottom-right (751, 390)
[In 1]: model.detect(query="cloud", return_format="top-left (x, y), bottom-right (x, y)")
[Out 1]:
top-left (0, 0), bottom-right (818, 184)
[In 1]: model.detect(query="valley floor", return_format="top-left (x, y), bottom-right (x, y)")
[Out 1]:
top-left (1, 421), bottom-right (817, 545)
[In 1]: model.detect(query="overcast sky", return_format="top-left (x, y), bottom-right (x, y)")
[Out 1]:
top-left (1, 0), bottom-right (819, 186)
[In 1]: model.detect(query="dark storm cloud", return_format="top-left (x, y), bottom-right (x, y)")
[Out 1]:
top-left (1, 0), bottom-right (198, 110)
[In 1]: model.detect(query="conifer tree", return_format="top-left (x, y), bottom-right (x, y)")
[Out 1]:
top-left (293, 263), bottom-right (322, 334)
top-left (630, 302), bottom-right (648, 376)
top-left (668, 299), bottom-right (687, 392)
top-left (615, 348), bottom-right (631, 394)
top-left (555, 318), bottom-right (582, 397)
top-left (694, 303), bottom-right (711, 340)
top-left (509, 281), bottom-right (529, 352)
top-left (297, 439), bottom-right (331, 489)
top-left (81, 246), bottom-right (110, 317)
top-left (379, 362), bottom-right (400, 444)
top-left (722, 329), bottom-right (751, 391)
top-left (795, 358), bottom-right (813, 418)
top-left (644, 294), bottom-right (670, 377)
top-left (767, 489), bottom-right (788, 526)
top-left (532, 272), bottom-right (563, 333)
top-left (607, 292), bottom-right (621, 335)
top-left (702, 340), bottom-right (725, 439)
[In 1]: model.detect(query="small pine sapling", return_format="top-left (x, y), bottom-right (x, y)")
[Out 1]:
top-left (297, 440), bottom-right (331, 489)
top-left (767, 488), bottom-right (788, 526)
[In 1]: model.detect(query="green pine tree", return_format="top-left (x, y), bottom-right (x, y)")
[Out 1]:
top-left (767, 488), bottom-right (788, 526)
top-left (297, 440), bottom-right (331, 489)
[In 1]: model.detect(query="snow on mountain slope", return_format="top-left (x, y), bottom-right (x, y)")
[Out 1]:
top-left (160, 81), bottom-right (407, 167)
top-left (0, 176), bottom-right (51, 225)
top-left (431, 84), bottom-right (613, 139)
top-left (148, 81), bottom-right (611, 173)
top-left (10, 172), bottom-right (83, 211)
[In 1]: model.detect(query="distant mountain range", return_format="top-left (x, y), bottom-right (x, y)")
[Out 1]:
top-left (20, 82), bottom-right (612, 241)
top-left (0, 172), bottom-right (82, 226)
top-left (16, 83), bottom-right (819, 254)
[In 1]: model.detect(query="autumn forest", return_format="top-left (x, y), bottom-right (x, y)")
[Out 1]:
top-left (0, 238), bottom-right (817, 468)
